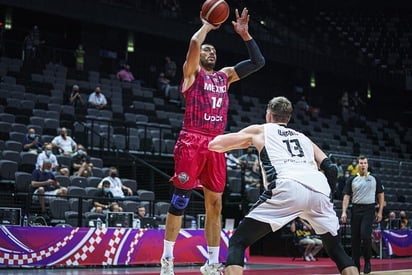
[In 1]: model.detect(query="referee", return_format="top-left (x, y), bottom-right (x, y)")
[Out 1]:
top-left (341, 155), bottom-right (384, 274)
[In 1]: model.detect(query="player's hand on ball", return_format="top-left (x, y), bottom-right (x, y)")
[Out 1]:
top-left (200, 13), bottom-right (221, 30)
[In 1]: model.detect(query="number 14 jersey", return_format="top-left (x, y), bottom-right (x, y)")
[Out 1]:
top-left (182, 68), bottom-right (229, 136)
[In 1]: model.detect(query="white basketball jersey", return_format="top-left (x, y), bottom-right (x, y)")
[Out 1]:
top-left (261, 123), bottom-right (330, 196)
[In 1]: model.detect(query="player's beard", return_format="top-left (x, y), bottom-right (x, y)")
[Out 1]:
top-left (201, 60), bottom-right (215, 71)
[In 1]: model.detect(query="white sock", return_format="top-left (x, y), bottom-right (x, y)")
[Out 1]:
top-left (162, 240), bottom-right (175, 259)
top-left (207, 246), bottom-right (220, 264)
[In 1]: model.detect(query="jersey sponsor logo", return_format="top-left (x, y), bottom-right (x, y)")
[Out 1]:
top-left (204, 113), bottom-right (223, 122)
top-left (203, 82), bottom-right (227, 93)
top-left (178, 172), bottom-right (189, 184)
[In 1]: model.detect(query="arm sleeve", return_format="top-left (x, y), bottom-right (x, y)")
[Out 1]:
top-left (320, 157), bottom-right (337, 191)
top-left (234, 39), bottom-right (265, 79)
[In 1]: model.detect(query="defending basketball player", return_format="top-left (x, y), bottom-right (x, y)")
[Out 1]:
top-left (208, 96), bottom-right (359, 275)
top-left (160, 7), bottom-right (265, 275)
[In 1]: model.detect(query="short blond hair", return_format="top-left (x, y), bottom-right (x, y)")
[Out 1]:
top-left (267, 96), bottom-right (293, 123)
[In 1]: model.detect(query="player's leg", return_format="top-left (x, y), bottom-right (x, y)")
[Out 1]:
top-left (225, 217), bottom-right (272, 275)
top-left (199, 145), bottom-right (226, 273)
top-left (203, 187), bottom-right (223, 248)
top-left (305, 191), bottom-right (358, 275)
top-left (161, 131), bottom-right (205, 274)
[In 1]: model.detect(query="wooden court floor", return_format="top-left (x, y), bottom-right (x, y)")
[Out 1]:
top-left (1, 256), bottom-right (412, 274)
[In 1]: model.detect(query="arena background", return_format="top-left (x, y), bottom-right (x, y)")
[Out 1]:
top-left (0, 0), bottom-right (411, 259)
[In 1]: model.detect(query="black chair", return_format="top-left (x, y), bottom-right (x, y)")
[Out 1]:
top-left (0, 121), bottom-right (11, 140)
top-left (57, 155), bottom-right (72, 172)
top-left (90, 157), bottom-right (103, 168)
top-left (19, 152), bottom-right (37, 173)
top-left (9, 131), bottom-right (26, 142)
top-left (91, 167), bottom-right (104, 178)
top-left (122, 200), bottom-right (139, 213)
top-left (55, 175), bottom-right (71, 188)
top-left (4, 140), bottom-right (23, 152)
top-left (70, 176), bottom-right (88, 187)
top-left (15, 171), bottom-right (32, 193)
top-left (87, 176), bottom-right (102, 188)
top-left (0, 160), bottom-right (18, 185)
top-left (49, 198), bottom-right (70, 225)
top-left (122, 178), bottom-right (137, 194)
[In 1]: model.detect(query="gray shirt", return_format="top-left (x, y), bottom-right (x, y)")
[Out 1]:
top-left (343, 173), bottom-right (384, 204)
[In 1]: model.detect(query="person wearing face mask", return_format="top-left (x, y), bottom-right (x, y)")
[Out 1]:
top-left (92, 180), bottom-right (114, 213)
top-left (88, 85), bottom-right (107, 109)
top-left (22, 127), bottom-right (43, 155)
top-left (36, 143), bottom-right (69, 176)
top-left (51, 127), bottom-right (77, 156)
top-left (31, 160), bottom-right (68, 217)
top-left (346, 158), bottom-right (359, 176)
top-left (97, 167), bottom-right (133, 198)
top-left (72, 144), bottom-right (93, 177)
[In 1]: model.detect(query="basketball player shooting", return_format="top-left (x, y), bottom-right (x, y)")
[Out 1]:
top-left (160, 6), bottom-right (266, 275)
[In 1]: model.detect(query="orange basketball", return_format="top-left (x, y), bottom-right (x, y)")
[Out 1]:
top-left (201, 0), bottom-right (230, 25)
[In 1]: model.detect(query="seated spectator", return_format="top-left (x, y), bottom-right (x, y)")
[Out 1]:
top-left (88, 86), bottom-right (107, 109)
top-left (164, 56), bottom-right (177, 83)
top-left (36, 143), bottom-right (69, 176)
top-left (400, 210), bottom-right (409, 230)
top-left (346, 158), bottom-right (359, 176)
top-left (109, 202), bottom-right (123, 212)
top-left (136, 205), bottom-right (147, 220)
top-left (31, 160), bottom-right (68, 217)
top-left (335, 158), bottom-right (344, 179)
top-left (71, 144), bottom-right (93, 177)
top-left (116, 64), bottom-right (135, 82)
top-left (238, 146), bottom-right (261, 188)
top-left (383, 211), bottom-right (401, 230)
top-left (296, 95), bottom-right (311, 112)
top-left (68, 84), bottom-right (85, 108)
top-left (290, 217), bottom-right (323, 261)
top-left (295, 95), bottom-right (319, 115)
top-left (157, 72), bottom-right (172, 98)
top-left (226, 150), bottom-right (241, 170)
top-left (51, 127), bottom-right (77, 156)
top-left (97, 167), bottom-right (133, 198)
top-left (375, 200), bottom-right (389, 227)
top-left (22, 127), bottom-right (43, 155)
top-left (91, 180), bottom-right (114, 213)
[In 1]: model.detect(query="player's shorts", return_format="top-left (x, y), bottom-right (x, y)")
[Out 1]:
top-left (170, 130), bottom-right (226, 193)
top-left (247, 179), bottom-right (340, 236)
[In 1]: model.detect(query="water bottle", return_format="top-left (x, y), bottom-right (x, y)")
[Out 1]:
top-left (191, 219), bottom-right (197, 229)
top-left (23, 215), bottom-right (28, 227)
top-left (96, 217), bottom-right (102, 229)
top-left (133, 218), bottom-right (141, 229)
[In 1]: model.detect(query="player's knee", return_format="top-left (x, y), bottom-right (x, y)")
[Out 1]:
top-left (168, 188), bottom-right (192, 216)
top-left (226, 234), bottom-right (247, 267)
top-left (229, 232), bottom-right (245, 248)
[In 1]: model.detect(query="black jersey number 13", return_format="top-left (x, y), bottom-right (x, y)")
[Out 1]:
top-left (283, 139), bottom-right (304, 157)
